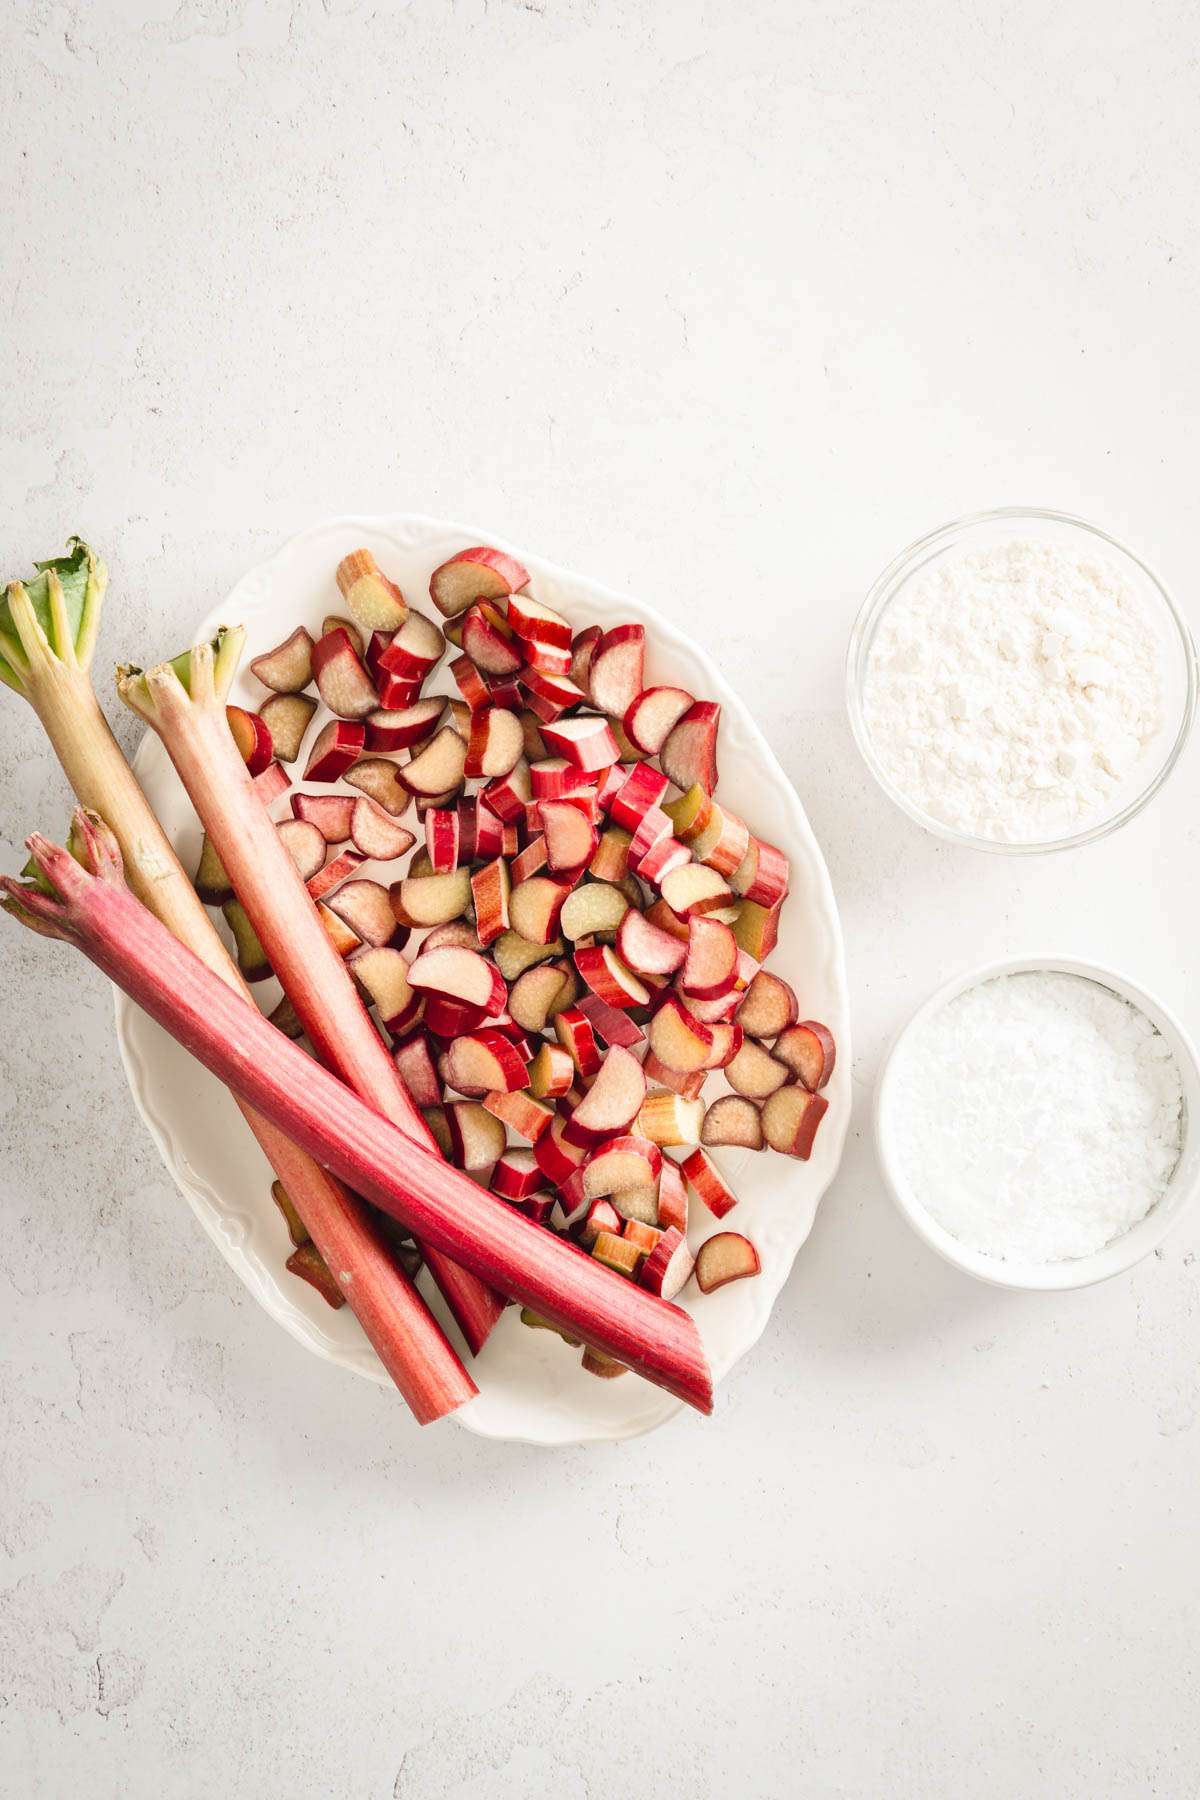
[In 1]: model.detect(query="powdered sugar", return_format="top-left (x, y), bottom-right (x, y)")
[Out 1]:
top-left (889, 972), bottom-right (1183, 1263)
top-left (862, 538), bottom-right (1164, 842)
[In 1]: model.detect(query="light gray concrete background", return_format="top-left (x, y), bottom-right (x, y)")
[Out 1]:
top-left (3, 1), bottom-right (1199, 1794)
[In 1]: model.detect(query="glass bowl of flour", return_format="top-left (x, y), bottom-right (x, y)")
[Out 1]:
top-left (875, 957), bottom-right (1200, 1289)
top-left (847, 508), bottom-right (1197, 852)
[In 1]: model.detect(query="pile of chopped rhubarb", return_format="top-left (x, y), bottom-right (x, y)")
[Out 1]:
top-left (206, 543), bottom-right (836, 1380)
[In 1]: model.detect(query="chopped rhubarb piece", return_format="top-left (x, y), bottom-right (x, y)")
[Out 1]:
top-left (639, 1225), bottom-right (695, 1300)
top-left (539, 714), bottom-right (620, 771)
top-left (702, 1094), bottom-right (764, 1151)
top-left (521, 638), bottom-right (572, 677)
top-left (560, 880), bottom-right (629, 941)
top-left (681, 914), bottom-right (738, 1000)
top-left (661, 700), bottom-right (720, 796)
top-left (375, 609), bottom-right (445, 682)
top-left (350, 797), bottom-right (414, 862)
top-left (562, 1044), bottom-right (646, 1146)
top-left (509, 874), bottom-right (572, 944)
top-left (733, 969), bottom-right (799, 1038)
top-left (328, 879), bottom-right (406, 950)
top-left (392, 1030), bottom-right (442, 1108)
top-left (660, 862), bottom-right (736, 921)
top-left (579, 1198), bottom-right (622, 1248)
top-left (627, 804), bottom-right (672, 864)
top-left (471, 857), bottom-right (512, 948)
top-left (636, 1231), bottom-right (694, 1303)
top-left (429, 545), bottom-right (530, 619)
top-left (582, 1135), bottom-right (662, 1199)
top-left (317, 902), bottom-right (361, 959)
top-left (724, 1038), bottom-right (788, 1099)
top-left (322, 613), bottom-right (364, 656)
top-left (306, 847), bottom-right (365, 901)
top-left (762, 1084), bottom-right (829, 1158)
top-left (510, 835), bottom-right (548, 884)
top-left (609, 762), bottom-right (669, 832)
top-left (342, 758), bottom-right (412, 816)
top-left (259, 692), bottom-right (316, 763)
top-left (774, 1020), bottom-right (836, 1091)
top-left (636, 1091), bottom-right (705, 1146)
top-left (425, 806), bottom-right (461, 873)
top-left (408, 944), bottom-right (507, 1015)
top-left (680, 1148), bottom-right (739, 1219)
top-left (472, 797), bottom-right (503, 861)
top-left (461, 601), bottom-right (523, 675)
top-left (573, 943), bottom-right (649, 1009)
top-left (591, 1230), bottom-right (643, 1279)
top-left (391, 869), bottom-right (472, 927)
top-left (506, 589), bottom-right (571, 649)
top-left (349, 945), bottom-right (417, 1031)
top-left (303, 719), bottom-right (365, 782)
top-left (635, 834), bottom-right (690, 887)
top-left (401, 726), bottom-right (468, 798)
top-left (336, 549), bottom-right (408, 631)
top-left (445, 1029), bottom-right (529, 1095)
top-left (482, 1087), bottom-right (554, 1144)
top-left (575, 991), bottom-right (645, 1049)
top-left (364, 697), bottom-right (444, 755)
top-left (616, 907), bottom-right (687, 977)
top-left (530, 757), bottom-right (592, 800)
top-left (533, 1113), bottom-right (588, 1189)
top-left (250, 626), bottom-right (315, 694)
top-left (731, 836), bottom-right (790, 907)
top-left (422, 994), bottom-right (486, 1038)
top-left (492, 929), bottom-right (564, 981)
top-left (444, 1100), bottom-right (507, 1169)
top-left (589, 826), bottom-right (632, 884)
top-left (647, 995), bottom-right (714, 1074)
top-left (623, 684), bottom-right (694, 756)
top-left (554, 1005), bottom-right (602, 1078)
top-left (423, 920), bottom-right (481, 953)
top-left (587, 624), bottom-right (644, 718)
top-left (694, 1230), bottom-right (760, 1293)
top-left (644, 898), bottom-right (691, 942)
top-left (222, 898), bottom-right (271, 979)
top-left (569, 624), bottom-right (602, 691)
top-left (520, 665), bottom-right (585, 722)
top-left (664, 782), bottom-right (712, 843)
top-left (539, 798), bottom-right (598, 872)
top-left (276, 818), bottom-right (328, 883)
top-left (482, 758), bottom-right (532, 822)
top-left (527, 1040), bottom-right (576, 1098)
top-left (465, 706), bottom-right (524, 779)
top-left (732, 897), bottom-right (784, 960)
top-left (252, 760), bottom-right (290, 808)
top-left (623, 1217), bottom-right (663, 1257)
top-left (703, 1021), bottom-right (744, 1069)
top-left (490, 1147), bottom-right (545, 1202)
top-left (226, 704), bottom-right (274, 776)
top-left (691, 802), bottom-right (750, 876)
top-left (312, 627), bottom-right (379, 720)
top-left (508, 962), bottom-right (570, 1034)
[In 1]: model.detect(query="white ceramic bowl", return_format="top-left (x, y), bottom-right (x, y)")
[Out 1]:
top-left (847, 508), bottom-right (1198, 854)
top-left (116, 512), bottom-right (853, 1444)
top-left (874, 955), bottom-right (1200, 1290)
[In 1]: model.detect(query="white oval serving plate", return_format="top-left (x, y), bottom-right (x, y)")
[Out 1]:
top-left (116, 514), bottom-right (851, 1444)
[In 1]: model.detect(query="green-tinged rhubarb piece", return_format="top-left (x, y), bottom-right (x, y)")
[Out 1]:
top-left (0, 542), bottom-right (474, 1423)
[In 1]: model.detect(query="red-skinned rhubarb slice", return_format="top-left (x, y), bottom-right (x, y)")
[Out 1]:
top-left (250, 626), bottom-right (315, 694)
top-left (725, 1037), bottom-right (789, 1099)
top-left (490, 1147), bottom-right (546, 1201)
top-left (623, 685), bottom-right (693, 755)
top-left (609, 762), bottom-right (669, 832)
top-left (734, 969), bottom-right (799, 1038)
top-left (464, 706), bottom-right (524, 779)
top-left (647, 995), bottom-right (715, 1074)
top-left (539, 714), bottom-right (620, 772)
top-left (616, 906), bottom-right (687, 977)
top-left (660, 862), bottom-right (735, 921)
top-left (350, 797), bottom-right (414, 862)
top-left (364, 697), bottom-right (444, 754)
top-left (408, 944), bottom-right (507, 1016)
top-left (661, 700), bottom-right (720, 796)
top-left (636, 1091), bottom-right (705, 1146)
top-left (702, 1094), bottom-right (764, 1151)
top-left (374, 609), bottom-right (445, 682)
top-left (506, 590), bottom-right (571, 649)
top-left (582, 1135), bottom-right (662, 1198)
top-left (587, 624), bottom-right (644, 718)
top-left (258, 693), bottom-right (316, 763)
top-left (509, 875), bottom-right (572, 945)
top-left (336, 550), bottom-right (408, 631)
top-left (401, 726), bottom-right (468, 798)
top-left (275, 818), bottom-right (326, 883)
top-left (762, 1084), bottom-right (829, 1158)
top-left (680, 1148), bottom-right (739, 1219)
top-left (444, 1029), bottom-right (529, 1096)
top-left (461, 602), bottom-right (523, 676)
top-left (574, 991), bottom-right (645, 1049)
top-left (312, 627), bottom-right (379, 720)
top-left (640, 1226), bottom-right (695, 1300)
top-left (774, 1020), bottom-right (836, 1091)
top-left (573, 943), bottom-right (649, 1009)
top-left (226, 705), bottom-right (274, 776)
top-left (303, 719), bottom-right (365, 782)
top-left (681, 914), bottom-right (738, 1000)
top-left (694, 1231), bottom-right (759, 1293)
top-left (429, 546), bottom-right (530, 619)
top-left (561, 1048), bottom-right (647, 1151)
top-left (290, 791), bottom-right (354, 844)
top-left (341, 758), bottom-right (411, 816)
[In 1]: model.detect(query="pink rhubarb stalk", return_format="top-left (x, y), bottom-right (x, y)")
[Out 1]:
top-left (3, 819), bottom-right (713, 1414)
top-left (1, 543), bottom-right (471, 1423)
top-left (117, 630), bottom-right (503, 1356)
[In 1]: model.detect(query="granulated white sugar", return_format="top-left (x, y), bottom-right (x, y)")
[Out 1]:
top-left (862, 538), bottom-right (1164, 843)
top-left (889, 971), bottom-right (1183, 1263)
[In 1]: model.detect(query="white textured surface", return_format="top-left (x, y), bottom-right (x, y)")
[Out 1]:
top-left (2, 2), bottom-right (1199, 1795)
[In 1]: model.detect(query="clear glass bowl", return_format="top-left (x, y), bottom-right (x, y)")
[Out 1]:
top-left (846, 507), bottom-right (1198, 854)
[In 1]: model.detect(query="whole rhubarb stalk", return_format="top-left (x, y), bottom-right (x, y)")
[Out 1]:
top-left (117, 631), bottom-right (503, 1355)
top-left (2, 819), bottom-right (713, 1413)
top-left (1, 544), bottom-right (473, 1423)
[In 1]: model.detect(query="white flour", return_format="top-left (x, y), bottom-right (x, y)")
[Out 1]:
top-left (889, 972), bottom-right (1183, 1263)
top-left (862, 538), bottom-right (1164, 842)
